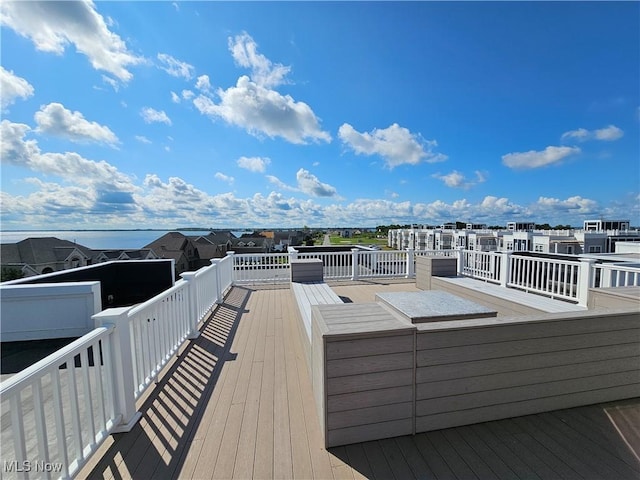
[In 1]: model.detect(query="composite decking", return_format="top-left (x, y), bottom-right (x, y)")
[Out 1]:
top-left (81, 281), bottom-right (640, 480)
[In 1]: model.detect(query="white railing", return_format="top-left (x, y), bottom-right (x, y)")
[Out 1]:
top-left (217, 255), bottom-right (234, 294)
top-left (231, 249), bottom-right (460, 283)
top-left (461, 251), bottom-right (502, 283)
top-left (0, 259), bottom-right (233, 479)
top-left (1, 327), bottom-right (119, 480)
top-left (358, 250), bottom-right (408, 278)
top-left (592, 263), bottom-right (640, 288)
top-left (508, 255), bottom-right (581, 302)
top-left (232, 252), bottom-right (290, 284)
top-left (127, 282), bottom-right (191, 399)
top-left (297, 251), bottom-right (353, 279)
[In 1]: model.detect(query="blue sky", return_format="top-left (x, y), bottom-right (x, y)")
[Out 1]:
top-left (1, 1), bottom-right (638, 229)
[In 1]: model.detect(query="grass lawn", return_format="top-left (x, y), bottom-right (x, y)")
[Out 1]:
top-left (328, 235), bottom-right (388, 246)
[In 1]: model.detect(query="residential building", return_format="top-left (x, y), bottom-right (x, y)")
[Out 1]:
top-left (145, 232), bottom-right (200, 274)
top-left (584, 219), bottom-right (631, 232)
top-left (0, 237), bottom-right (158, 278)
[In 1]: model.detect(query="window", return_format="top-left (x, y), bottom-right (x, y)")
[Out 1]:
top-left (534, 245), bottom-right (544, 252)
top-left (589, 245), bottom-right (602, 253)
top-left (566, 245), bottom-right (574, 254)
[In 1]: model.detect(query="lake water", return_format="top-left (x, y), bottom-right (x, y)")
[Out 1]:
top-left (0, 230), bottom-right (248, 250)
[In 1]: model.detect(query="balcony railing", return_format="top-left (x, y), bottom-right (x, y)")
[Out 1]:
top-left (0, 256), bottom-right (233, 480)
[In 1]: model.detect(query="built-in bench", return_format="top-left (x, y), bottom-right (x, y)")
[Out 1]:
top-left (291, 281), bottom-right (343, 371)
top-left (309, 303), bottom-right (640, 448)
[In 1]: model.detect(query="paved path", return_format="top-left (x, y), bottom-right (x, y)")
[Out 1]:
top-left (322, 234), bottom-right (331, 245)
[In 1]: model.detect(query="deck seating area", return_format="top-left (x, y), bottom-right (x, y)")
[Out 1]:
top-left (79, 281), bottom-right (640, 479)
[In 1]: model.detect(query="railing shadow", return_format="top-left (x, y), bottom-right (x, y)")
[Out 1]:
top-left (84, 286), bottom-right (252, 480)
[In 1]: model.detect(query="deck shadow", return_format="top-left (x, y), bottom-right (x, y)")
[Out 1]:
top-left (328, 401), bottom-right (640, 480)
top-left (83, 286), bottom-right (253, 480)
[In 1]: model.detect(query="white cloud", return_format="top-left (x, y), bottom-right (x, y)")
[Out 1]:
top-left (266, 175), bottom-right (297, 192)
top-left (594, 125), bottom-right (624, 141)
top-left (157, 53), bottom-right (194, 80)
top-left (141, 107), bottom-right (172, 125)
top-left (195, 75), bottom-right (211, 92)
top-left (296, 168), bottom-right (337, 197)
top-left (502, 146), bottom-right (580, 169)
top-left (266, 169), bottom-right (338, 197)
top-left (228, 32), bottom-right (290, 88)
top-left (135, 135), bottom-right (151, 144)
top-left (535, 195), bottom-right (598, 214)
top-left (433, 170), bottom-right (486, 189)
top-left (338, 123), bottom-right (446, 168)
top-left (434, 171), bottom-right (464, 188)
top-left (171, 91), bottom-right (181, 103)
top-left (0, 1), bottom-right (144, 82)
top-left (214, 172), bottom-right (234, 184)
top-left (237, 156), bottom-right (270, 173)
top-left (194, 75), bottom-right (330, 144)
top-left (0, 67), bottom-right (34, 109)
top-left (1, 120), bottom-right (135, 193)
top-left (101, 75), bottom-right (119, 92)
top-left (34, 102), bottom-right (119, 146)
top-left (182, 89), bottom-right (194, 100)
top-left (561, 125), bottom-right (624, 142)
top-left (172, 2), bottom-right (179, 11)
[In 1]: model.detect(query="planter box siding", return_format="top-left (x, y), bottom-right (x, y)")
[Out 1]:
top-left (415, 309), bottom-right (640, 433)
top-left (415, 256), bottom-right (457, 290)
top-left (311, 303), bottom-right (415, 448)
top-left (290, 259), bottom-right (324, 282)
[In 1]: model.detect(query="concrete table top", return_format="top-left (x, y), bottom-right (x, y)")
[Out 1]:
top-left (376, 290), bottom-right (498, 323)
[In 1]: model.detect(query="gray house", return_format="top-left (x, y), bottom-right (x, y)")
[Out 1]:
top-left (1, 237), bottom-right (94, 277)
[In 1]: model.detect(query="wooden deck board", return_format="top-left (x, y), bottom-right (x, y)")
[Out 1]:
top-left (78, 283), bottom-right (640, 480)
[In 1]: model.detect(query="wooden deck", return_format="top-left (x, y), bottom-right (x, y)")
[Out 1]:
top-left (81, 282), bottom-right (640, 480)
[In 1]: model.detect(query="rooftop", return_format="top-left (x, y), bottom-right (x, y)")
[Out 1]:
top-left (78, 281), bottom-right (640, 479)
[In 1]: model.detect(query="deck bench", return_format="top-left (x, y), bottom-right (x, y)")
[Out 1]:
top-left (291, 281), bottom-right (343, 371)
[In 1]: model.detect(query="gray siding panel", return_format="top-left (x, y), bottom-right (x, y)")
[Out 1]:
top-left (416, 385), bottom-right (640, 433)
top-left (327, 368), bottom-right (414, 396)
top-left (415, 310), bottom-right (640, 434)
top-left (326, 351), bottom-right (414, 378)
top-left (327, 402), bottom-right (413, 430)
top-left (326, 334), bottom-right (413, 360)
top-left (327, 419), bottom-right (414, 447)
top-left (417, 329), bottom-right (640, 367)
top-left (416, 343), bottom-right (640, 383)
top-left (327, 385), bottom-right (414, 413)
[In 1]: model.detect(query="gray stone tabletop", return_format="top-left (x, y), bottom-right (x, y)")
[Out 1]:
top-left (376, 290), bottom-right (497, 323)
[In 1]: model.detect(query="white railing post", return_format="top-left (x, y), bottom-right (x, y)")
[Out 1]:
top-left (457, 246), bottom-right (465, 276)
top-left (211, 259), bottom-right (224, 304)
top-left (225, 251), bottom-right (235, 284)
top-left (351, 248), bottom-right (360, 280)
top-left (93, 307), bottom-right (141, 433)
top-left (180, 272), bottom-right (200, 339)
top-left (578, 258), bottom-right (596, 307)
top-left (499, 251), bottom-right (512, 287)
top-left (406, 248), bottom-right (415, 278)
top-left (600, 264), bottom-right (612, 288)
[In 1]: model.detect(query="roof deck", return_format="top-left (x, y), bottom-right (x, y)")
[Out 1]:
top-left (80, 281), bottom-right (640, 479)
